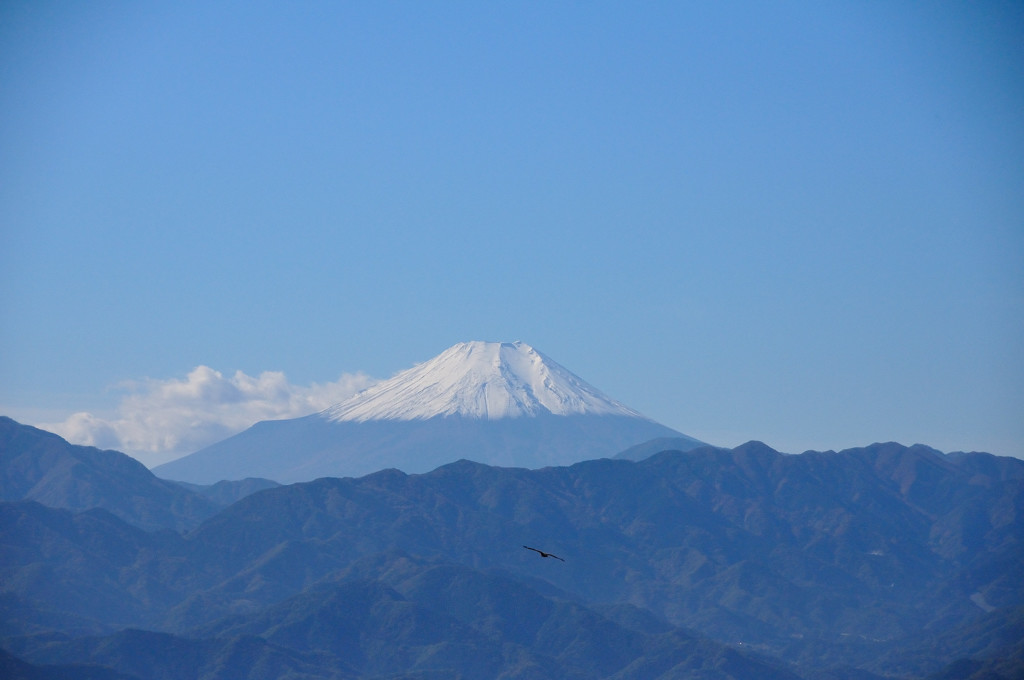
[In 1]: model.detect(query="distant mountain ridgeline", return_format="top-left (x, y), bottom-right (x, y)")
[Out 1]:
top-left (154, 411), bottom-right (696, 484)
top-left (153, 341), bottom-right (704, 483)
top-left (0, 416), bottom-right (277, 531)
top-left (1, 416), bottom-right (1022, 679)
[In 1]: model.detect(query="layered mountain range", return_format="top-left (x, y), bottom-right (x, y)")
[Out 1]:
top-left (3, 341), bottom-right (1021, 678)
top-left (1, 416), bottom-right (1022, 679)
top-left (155, 341), bottom-right (701, 483)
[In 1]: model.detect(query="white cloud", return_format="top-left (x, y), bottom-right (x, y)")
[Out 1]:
top-left (38, 366), bottom-right (378, 467)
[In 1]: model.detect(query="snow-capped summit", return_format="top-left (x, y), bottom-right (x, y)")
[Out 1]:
top-left (154, 341), bottom-right (705, 484)
top-left (321, 341), bottom-right (643, 422)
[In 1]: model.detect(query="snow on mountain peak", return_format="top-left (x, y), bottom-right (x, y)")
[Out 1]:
top-left (320, 341), bottom-right (646, 422)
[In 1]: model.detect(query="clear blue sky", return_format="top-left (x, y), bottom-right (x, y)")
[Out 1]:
top-left (2, 1), bottom-right (1022, 461)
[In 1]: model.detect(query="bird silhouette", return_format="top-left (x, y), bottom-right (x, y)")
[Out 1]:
top-left (523, 545), bottom-right (565, 561)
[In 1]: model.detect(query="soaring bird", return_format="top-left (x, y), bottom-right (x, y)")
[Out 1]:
top-left (523, 545), bottom-right (565, 562)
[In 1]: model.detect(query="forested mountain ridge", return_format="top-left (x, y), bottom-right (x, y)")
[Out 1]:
top-left (2, 417), bottom-right (1021, 678)
top-left (0, 416), bottom-right (219, 531)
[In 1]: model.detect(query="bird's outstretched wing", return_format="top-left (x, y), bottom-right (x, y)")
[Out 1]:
top-left (523, 545), bottom-right (565, 562)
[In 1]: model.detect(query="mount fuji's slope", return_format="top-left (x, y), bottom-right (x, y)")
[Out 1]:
top-left (153, 412), bottom-right (689, 484)
top-left (321, 340), bottom-right (646, 421)
top-left (154, 342), bottom-right (701, 484)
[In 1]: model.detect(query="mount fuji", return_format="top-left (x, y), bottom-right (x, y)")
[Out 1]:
top-left (153, 341), bottom-right (703, 483)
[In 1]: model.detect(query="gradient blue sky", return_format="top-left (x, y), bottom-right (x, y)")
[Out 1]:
top-left (2, 2), bottom-right (1022, 462)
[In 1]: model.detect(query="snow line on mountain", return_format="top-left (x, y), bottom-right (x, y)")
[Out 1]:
top-left (320, 341), bottom-right (646, 422)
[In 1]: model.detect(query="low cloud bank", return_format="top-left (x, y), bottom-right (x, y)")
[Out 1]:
top-left (40, 366), bottom-right (377, 467)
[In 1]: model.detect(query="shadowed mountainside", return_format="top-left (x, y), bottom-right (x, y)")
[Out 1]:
top-left (2, 417), bottom-right (1021, 678)
top-left (170, 477), bottom-right (280, 506)
top-left (0, 417), bottom-right (220, 531)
